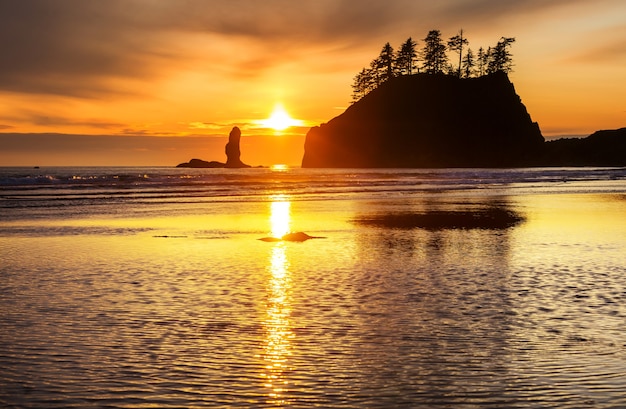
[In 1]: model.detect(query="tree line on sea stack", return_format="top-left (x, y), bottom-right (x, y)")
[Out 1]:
top-left (352, 29), bottom-right (516, 101)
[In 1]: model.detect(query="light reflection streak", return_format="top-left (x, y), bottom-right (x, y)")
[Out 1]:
top-left (262, 195), bottom-right (294, 405)
top-left (270, 195), bottom-right (291, 238)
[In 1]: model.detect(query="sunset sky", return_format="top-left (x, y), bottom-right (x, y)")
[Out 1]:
top-left (1, 0), bottom-right (625, 166)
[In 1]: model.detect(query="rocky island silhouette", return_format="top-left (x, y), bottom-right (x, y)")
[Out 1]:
top-left (299, 30), bottom-right (624, 168)
top-left (300, 70), bottom-right (625, 167)
top-left (302, 72), bottom-right (545, 168)
top-left (177, 30), bottom-right (623, 169)
top-left (176, 81), bottom-right (624, 169)
top-left (177, 126), bottom-right (251, 168)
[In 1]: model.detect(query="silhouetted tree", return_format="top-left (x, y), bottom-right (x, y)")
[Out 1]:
top-left (461, 48), bottom-right (475, 78)
top-left (351, 43), bottom-right (397, 101)
top-left (367, 59), bottom-right (383, 88)
top-left (487, 37), bottom-right (516, 74)
top-left (351, 30), bottom-right (518, 101)
top-left (352, 67), bottom-right (376, 101)
top-left (448, 29), bottom-right (469, 78)
top-left (376, 42), bottom-right (396, 81)
top-left (477, 47), bottom-right (489, 76)
top-left (396, 37), bottom-right (418, 75)
top-left (421, 30), bottom-right (448, 74)
top-left (445, 62), bottom-right (457, 76)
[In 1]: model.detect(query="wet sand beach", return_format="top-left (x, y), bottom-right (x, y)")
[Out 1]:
top-left (1, 167), bottom-right (625, 407)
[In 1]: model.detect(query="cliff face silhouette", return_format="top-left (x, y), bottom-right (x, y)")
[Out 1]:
top-left (302, 72), bottom-right (545, 168)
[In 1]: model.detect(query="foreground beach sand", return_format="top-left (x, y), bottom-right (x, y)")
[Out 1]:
top-left (1, 169), bottom-right (625, 407)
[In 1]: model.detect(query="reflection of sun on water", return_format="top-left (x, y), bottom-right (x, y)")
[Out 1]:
top-left (270, 196), bottom-right (291, 238)
top-left (262, 196), bottom-right (294, 404)
top-left (271, 164), bottom-right (289, 172)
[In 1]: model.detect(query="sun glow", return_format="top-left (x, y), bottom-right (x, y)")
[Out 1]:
top-left (259, 103), bottom-right (303, 131)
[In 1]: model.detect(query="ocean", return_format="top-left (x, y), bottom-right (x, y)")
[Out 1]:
top-left (1, 166), bottom-right (625, 408)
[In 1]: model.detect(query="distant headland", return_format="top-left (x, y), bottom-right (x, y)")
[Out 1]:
top-left (177, 126), bottom-right (251, 168)
top-left (542, 128), bottom-right (626, 167)
top-left (301, 30), bottom-right (624, 168)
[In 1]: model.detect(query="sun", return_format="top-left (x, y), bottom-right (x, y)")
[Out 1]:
top-left (259, 103), bottom-right (303, 131)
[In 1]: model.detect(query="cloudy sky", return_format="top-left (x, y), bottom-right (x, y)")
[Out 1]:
top-left (1, 0), bottom-right (625, 166)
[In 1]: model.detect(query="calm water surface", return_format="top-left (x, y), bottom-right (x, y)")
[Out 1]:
top-left (1, 167), bottom-right (625, 408)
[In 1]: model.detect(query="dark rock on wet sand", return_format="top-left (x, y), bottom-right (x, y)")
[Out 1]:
top-left (259, 232), bottom-right (326, 242)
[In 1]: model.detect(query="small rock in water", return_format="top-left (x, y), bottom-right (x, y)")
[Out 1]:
top-left (259, 232), bottom-right (325, 242)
